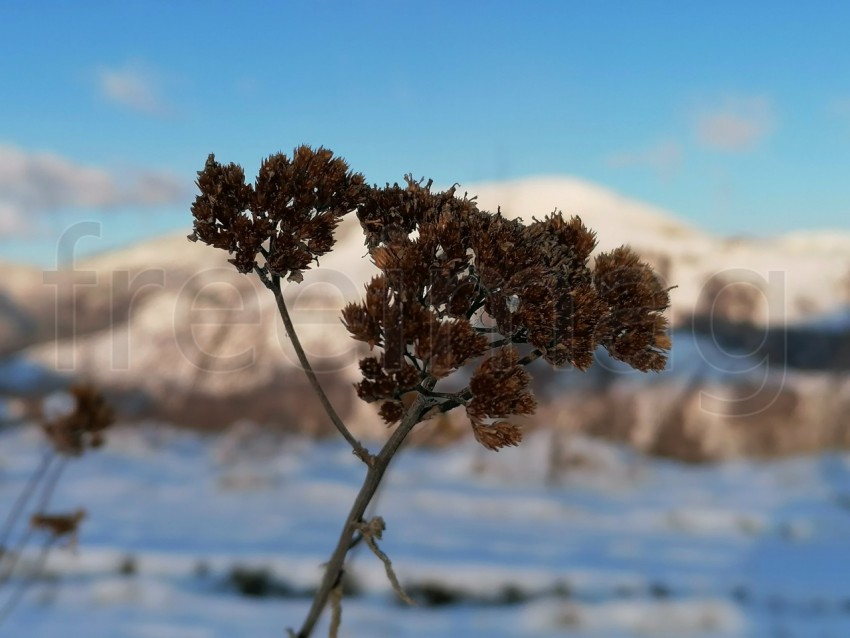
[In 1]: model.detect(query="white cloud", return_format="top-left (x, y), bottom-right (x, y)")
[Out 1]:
top-left (97, 61), bottom-right (170, 116)
top-left (695, 97), bottom-right (775, 152)
top-left (0, 202), bottom-right (30, 236)
top-left (607, 140), bottom-right (683, 180)
top-left (0, 143), bottom-right (188, 237)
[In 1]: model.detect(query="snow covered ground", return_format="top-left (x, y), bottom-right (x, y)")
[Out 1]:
top-left (2, 424), bottom-right (850, 637)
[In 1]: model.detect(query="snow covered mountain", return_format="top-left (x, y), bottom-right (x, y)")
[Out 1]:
top-left (2, 176), bottom-right (849, 459)
top-left (468, 176), bottom-right (850, 327)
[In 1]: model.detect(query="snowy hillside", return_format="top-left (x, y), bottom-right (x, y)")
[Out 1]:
top-left (466, 177), bottom-right (850, 327)
top-left (2, 425), bottom-right (850, 637)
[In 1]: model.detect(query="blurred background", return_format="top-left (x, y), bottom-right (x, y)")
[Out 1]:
top-left (1, 2), bottom-right (850, 636)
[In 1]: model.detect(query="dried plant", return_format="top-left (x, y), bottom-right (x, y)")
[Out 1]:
top-left (29, 509), bottom-right (86, 550)
top-left (0, 385), bottom-right (114, 626)
top-left (189, 146), bottom-right (672, 636)
top-left (40, 384), bottom-right (113, 457)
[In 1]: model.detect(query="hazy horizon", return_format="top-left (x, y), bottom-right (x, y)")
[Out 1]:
top-left (5, 171), bottom-right (850, 269)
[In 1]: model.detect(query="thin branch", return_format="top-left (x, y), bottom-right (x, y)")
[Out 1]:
top-left (0, 450), bottom-right (54, 561)
top-left (347, 533), bottom-right (365, 552)
top-left (253, 265), bottom-right (273, 288)
top-left (518, 348), bottom-right (543, 366)
top-left (404, 351), bottom-right (423, 372)
top-left (414, 387), bottom-right (468, 403)
top-left (328, 583), bottom-right (343, 638)
top-left (434, 389), bottom-right (473, 415)
top-left (258, 270), bottom-right (373, 466)
top-left (296, 381), bottom-right (435, 638)
top-left (465, 297), bottom-right (487, 320)
top-left (0, 457), bottom-right (67, 588)
top-left (0, 536), bottom-right (55, 627)
top-left (354, 517), bottom-right (414, 605)
top-left (413, 388), bottom-right (454, 399)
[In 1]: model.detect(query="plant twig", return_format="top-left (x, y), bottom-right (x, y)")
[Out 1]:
top-left (414, 387), bottom-right (465, 401)
top-left (472, 326), bottom-right (500, 334)
top-left (465, 297), bottom-right (487, 320)
top-left (0, 536), bottom-right (55, 627)
top-left (353, 516), bottom-right (415, 605)
top-left (518, 348), bottom-right (543, 366)
top-left (0, 450), bottom-right (54, 562)
top-left (328, 583), bottom-right (343, 638)
top-left (295, 385), bottom-right (434, 638)
top-left (259, 269), bottom-right (373, 466)
top-left (0, 457), bottom-right (67, 588)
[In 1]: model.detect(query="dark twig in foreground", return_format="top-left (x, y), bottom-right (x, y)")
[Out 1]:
top-left (0, 451), bottom-right (54, 562)
top-left (0, 457), bottom-right (67, 588)
top-left (0, 536), bottom-right (56, 627)
top-left (294, 384), bottom-right (434, 638)
top-left (258, 266), bottom-right (373, 466)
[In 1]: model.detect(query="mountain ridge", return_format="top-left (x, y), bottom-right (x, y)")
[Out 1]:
top-left (3, 176), bottom-right (850, 459)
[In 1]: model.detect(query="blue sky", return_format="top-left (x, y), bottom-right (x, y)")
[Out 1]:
top-left (1, 1), bottom-right (849, 266)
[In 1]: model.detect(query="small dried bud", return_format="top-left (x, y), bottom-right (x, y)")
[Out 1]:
top-left (379, 400), bottom-right (405, 425)
top-left (355, 356), bottom-right (421, 404)
top-left (415, 318), bottom-right (489, 379)
top-left (594, 246), bottom-right (671, 372)
top-left (527, 212), bottom-right (597, 272)
top-left (30, 508), bottom-right (86, 545)
top-left (467, 348), bottom-right (537, 423)
top-left (471, 421), bottom-right (523, 451)
top-left (342, 276), bottom-right (391, 348)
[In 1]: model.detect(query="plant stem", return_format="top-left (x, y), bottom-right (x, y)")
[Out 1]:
top-left (0, 457), bottom-right (67, 588)
top-left (295, 387), bottom-right (433, 638)
top-left (518, 348), bottom-right (543, 366)
top-left (264, 274), bottom-right (372, 465)
top-left (432, 349), bottom-right (540, 415)
top-left (0, 450), bottom-right (54, 560)
top-left (0, 536), bottom-right (56, 627)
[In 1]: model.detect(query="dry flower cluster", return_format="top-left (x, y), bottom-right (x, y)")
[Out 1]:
top-left (29, 509), bottom-right (86, 550)
top-left (189, 145), bottom-right (672, 637)
top-left (41, 384), bottom-right (114, 456)
top-left (190, 147), bottom-right (364, 280)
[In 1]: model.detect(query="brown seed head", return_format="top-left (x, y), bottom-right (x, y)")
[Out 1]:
top-left (42, 385), bottom-right (114, 457)
top-left (471, 421), bottom-right (523, 451)
top-left (190, 146), bottom-right (364, 280)
top-left (190, 147), bottom-right (673, 452)
top-left (593, 246), bottom-right (671, 372)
